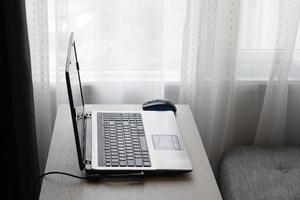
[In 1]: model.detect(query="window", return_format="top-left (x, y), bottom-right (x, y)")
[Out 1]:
top-left (48, 0), bottom-right (300, 83)
top-left (48, 0), bottom-right (186, 83)
top-left (237, 0), bottom-right (300, 81)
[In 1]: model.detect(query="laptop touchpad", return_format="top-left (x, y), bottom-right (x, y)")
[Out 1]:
top-left (152, 135), bottom-right (181, 150)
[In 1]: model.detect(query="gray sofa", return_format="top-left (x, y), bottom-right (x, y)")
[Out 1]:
top-left (219, 146), bottom-right (300, 200)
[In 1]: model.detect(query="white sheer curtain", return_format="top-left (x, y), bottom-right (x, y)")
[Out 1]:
top-left (53, 0), bottom-right (185, 105)
top-left (255, 0), bottom-right (300, 145)
top-left (26, 0), bottom-right (300, 175)
top-left (25, 0), bottom-right (53, 172)
top-left (180, 0), bottom-right (300, 173)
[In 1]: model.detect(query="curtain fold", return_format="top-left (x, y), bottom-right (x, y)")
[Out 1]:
top-left (255, 0), bottom-right (300, 145)
top-left (25, 0), bottom-right (53, 173)
top-left (180, 0), bottom-right (300, 175)
top-left (180, 0), bottom-right (241, 173)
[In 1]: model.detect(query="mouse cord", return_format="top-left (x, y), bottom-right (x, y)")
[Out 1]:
top-left (33, 171), bottom-right (144, 199)
top-left (33, 171), bottom-right (90, 200)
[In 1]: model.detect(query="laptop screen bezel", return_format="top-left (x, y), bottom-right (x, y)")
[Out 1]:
top-left (65, 32), bottom-right (86, 170)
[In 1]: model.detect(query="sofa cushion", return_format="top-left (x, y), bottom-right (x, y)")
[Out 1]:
top-left (219, 146), bottom-right (300, 200)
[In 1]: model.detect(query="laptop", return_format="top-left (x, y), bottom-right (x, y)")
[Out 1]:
top-left (65, 33), bottom-right (192, 176)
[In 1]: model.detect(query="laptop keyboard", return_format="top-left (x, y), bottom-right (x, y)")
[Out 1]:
top-left (100, 113), bottom-right (151, 167)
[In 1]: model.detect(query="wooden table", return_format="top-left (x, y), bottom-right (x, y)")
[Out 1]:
top-left (39, 104), bottom-right (222, 200)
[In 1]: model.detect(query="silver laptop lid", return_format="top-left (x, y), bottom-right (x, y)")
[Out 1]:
top-left (65, 32), bottom-right (86, 170)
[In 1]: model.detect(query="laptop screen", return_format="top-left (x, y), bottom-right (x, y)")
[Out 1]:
top-left (65, 33), bottom-right (85, 170)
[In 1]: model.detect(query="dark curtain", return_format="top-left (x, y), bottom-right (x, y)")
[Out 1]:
top-left (1, 0), bottom-right (40, 200)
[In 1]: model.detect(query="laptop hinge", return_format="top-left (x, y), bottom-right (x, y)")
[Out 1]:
top-left (84, 111), bottom-right (92, 169)
top-left (84, 111), bottom-right (92, 118)
top-left (85, 160), bottom-right (91, 164)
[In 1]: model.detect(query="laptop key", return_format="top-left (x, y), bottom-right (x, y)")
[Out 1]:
top-left (119, 161), bottom-right (127, 166)
top-left (127, 160), bottom-right (135, 166)
top-left (135, 159), bottom-right (142, 166)
top-left (119, 153), bottom-right (126, 156)
top-left (123, 121), bottom-right (129, 126)
top-left (133, 144), bottom-right (140, 149)
top-left (143, 162), bottom-right (151, 167)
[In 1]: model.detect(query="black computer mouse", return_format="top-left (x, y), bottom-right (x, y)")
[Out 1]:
top-left (142, 99), bottom-right (177, 113)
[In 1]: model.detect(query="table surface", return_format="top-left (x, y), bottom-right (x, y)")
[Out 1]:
top-left (39, 104), bottom-right (222, 200)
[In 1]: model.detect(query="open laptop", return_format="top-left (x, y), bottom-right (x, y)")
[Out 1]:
top-left (65, 33), bottom-right (192, 176)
